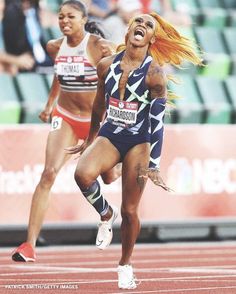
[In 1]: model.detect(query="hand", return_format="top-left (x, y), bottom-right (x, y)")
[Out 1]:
top-left (16, 53), bottom-right (35, 70)
top-left (139, 168), bottom-right (173, 192)
top-left (65, 139), bottom-right (91, 156)
top-left (39, 107), bottom-right (52, 123)
top-left (101, 42), bottom-right (115, 57)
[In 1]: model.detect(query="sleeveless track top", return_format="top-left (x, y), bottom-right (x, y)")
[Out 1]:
top-left (54, 33), bottom-right (98, 92)
top-left (102, 50), bottom-right (152, 135)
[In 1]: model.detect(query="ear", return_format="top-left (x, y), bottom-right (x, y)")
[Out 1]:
top-left (124, 32), bottom-right (129, 44)
top-left (82, 16), bottom-right (87, 25)
top-left (150, 35), bottom-right (156, 45)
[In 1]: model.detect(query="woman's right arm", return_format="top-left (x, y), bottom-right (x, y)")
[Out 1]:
top-left (87, 59), bottom-right (108, 141)
top-left (39, 39), bottom-right (61, 123)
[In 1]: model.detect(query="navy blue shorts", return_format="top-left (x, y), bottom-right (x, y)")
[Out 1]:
top-left (98, 125), bottom-right (150, 161)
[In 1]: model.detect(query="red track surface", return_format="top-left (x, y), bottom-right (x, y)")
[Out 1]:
top-left (1, 242), bottom-right (236, 293)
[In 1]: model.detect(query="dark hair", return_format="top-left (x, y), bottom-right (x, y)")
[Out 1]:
top-left (60, 0), bottom-right (105, 38)
top-left (60, 0), bottom-right (87, 18)
top-left (85, 21), bottom-right (105, 38)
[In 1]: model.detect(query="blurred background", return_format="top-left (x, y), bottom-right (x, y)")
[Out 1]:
top-left (0, 0), bottom-right (236, 247)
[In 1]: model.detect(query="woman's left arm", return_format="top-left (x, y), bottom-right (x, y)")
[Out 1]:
top-left (143, 63), bottom-right (172, 191)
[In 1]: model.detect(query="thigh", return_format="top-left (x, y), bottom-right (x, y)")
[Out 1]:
top-left (44, 120), bottom-right (78, 170)
top-left (121, 143), bottom-right (150, 209)
top-left (76, 136), bottom-right (121, 179)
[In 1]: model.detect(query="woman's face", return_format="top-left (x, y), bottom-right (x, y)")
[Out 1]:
top-left (58, 5), bottom-right (87, 36)
top-left (127, 14), bottom-right (156, 47)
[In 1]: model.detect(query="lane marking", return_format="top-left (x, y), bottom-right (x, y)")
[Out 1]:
top-left (3, 254), bottom-right (236, 264)
top-left (111, 286), bottom-right (236, 294)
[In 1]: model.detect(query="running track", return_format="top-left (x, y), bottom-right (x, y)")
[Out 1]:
top-left (1, 242), bottom-right (236, 293)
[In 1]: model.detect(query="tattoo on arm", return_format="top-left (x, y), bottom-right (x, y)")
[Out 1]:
top-left (147, 66), bottom-right (166, 98)
top-left (136, 164), bottom-right (147, 192)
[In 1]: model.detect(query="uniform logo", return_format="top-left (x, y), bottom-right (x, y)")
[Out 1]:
top-left (67, 56), bottom-right (72, 63)
top-left (118, 101), bottom-right (124, 109)
top-left (133, 72), bottom-right (142, 77)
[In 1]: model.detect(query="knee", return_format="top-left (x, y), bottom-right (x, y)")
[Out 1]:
top-left (101, 164), bottom-right (122, 185)
top-left (40, 167), bottom-right (58, 188)
top-left (121, 206), bottom-right (138, 223)
top-left (102, 174), bottom-right (114, 185)
top-left (74, 167), bottom-right (94, 189)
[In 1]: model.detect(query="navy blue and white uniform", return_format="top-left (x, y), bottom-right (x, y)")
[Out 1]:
top-left (98, 50), bottom-right (153, 160)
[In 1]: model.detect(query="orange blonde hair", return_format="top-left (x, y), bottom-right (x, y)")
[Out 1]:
top-left (116, 12), bottom-right (203, 102)
top-left (117, 12), bottom-right (203, 67)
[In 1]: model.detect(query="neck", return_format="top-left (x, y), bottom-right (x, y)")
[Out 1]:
top-left (66, 31), bottom-right (86, 47)
top-left (124, 43), bottom-right (148, 64)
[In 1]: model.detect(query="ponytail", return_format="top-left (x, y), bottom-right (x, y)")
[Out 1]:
top-left (148, 12), bottom-right (203, 67)
top-left (85, 21), bottom-right (105, 38)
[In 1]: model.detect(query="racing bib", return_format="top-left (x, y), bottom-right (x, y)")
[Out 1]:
top-left (51, 116), bottom-right (62, 131)
top-left (107, 97), bottom-right (138, 128)
top-left (55, 56), bottom-right (85, 78)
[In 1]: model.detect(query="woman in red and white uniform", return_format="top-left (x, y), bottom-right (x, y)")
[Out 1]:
top-left (12, 0), bottom-right (119, 262)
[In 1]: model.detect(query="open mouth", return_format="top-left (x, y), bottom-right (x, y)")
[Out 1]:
top-left (62, 26), bottom-right (71, 31)
top-left (134, 28), bottom-right (145, 40)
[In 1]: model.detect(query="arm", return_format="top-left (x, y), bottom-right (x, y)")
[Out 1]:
top-left (145, 63), bottom-right (172, 191)
top-left (87, 60), bottom-right (107, 142)
top-left (0, 51), bottom-right (34, 69)
top-left (39, 75), bottom-right (60, 122)
top-left (148, 63), bottom-right (167, 170)
top-left (0, 51), bottom-right (34, 75)
top-left (38, 39), bottom-right (61, 122)
top-left (149, 97), bottom-right (166, 170)
top-left (90, 36), bottom-right (117, 66)
top-left (99, 39), bottom-right (117, 58)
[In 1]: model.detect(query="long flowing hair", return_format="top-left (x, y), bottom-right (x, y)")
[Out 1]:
top-left (117, 13), bottom-right (203, 100)
top-left (117, 12), bottom-right (203, 67)
top-left (148, 12), bottom-right (202, 67)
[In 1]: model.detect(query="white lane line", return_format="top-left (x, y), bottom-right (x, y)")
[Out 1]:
top-left (1, 276), bottom-right (236, 284)
top-left (1, 279), bottom-right (236, 289)
top-left (3, 263), bottom-right (236, 275)
top-left (4, 248), bottom-right (236, 258)
top-left (4, 263), bottom-right (236, 272)
top-left (4, 242), bottom-right (236, 253)
top-left (2, 241), bottom-right (236, 254)
top-left (3, 255), bottom-right (236, 265)
top-left (0, 266), bottom-right (117, 276)
top-left (2, 267), bottom-right (236, 281)
top-left (169, 268), bottom-right (236, 274)
top-left (1, 277), bottom-right (235, 282)
top-left (111, 286), bottom-right (236, 294)
top-left (1, 277), bottom-right (236, 283)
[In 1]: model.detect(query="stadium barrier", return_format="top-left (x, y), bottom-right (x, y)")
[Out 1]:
top-left (0, 124), bottom-right (236, 245)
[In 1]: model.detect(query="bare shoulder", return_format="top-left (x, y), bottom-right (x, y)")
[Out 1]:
top-left (46, 38), bottom-right (64, 60)
top-left (147, 60), bottom-right (166, 82)
top-left (89, 34), bottom-right (114, 47)
top-left (88, 34), bottom-right (116, 60)
top-left (96, 38), bottom-right (117, 53)
top-left (146, 60), bottom-right (167, 98)
top-left (97, 54), bottom-right (117, 78)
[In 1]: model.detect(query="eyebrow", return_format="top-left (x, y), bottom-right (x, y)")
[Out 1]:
top-left (134, 17), bottom-right (155, 27)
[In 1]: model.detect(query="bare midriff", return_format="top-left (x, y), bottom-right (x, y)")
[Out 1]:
top-left (58, 89), bottom-right (96, 117)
